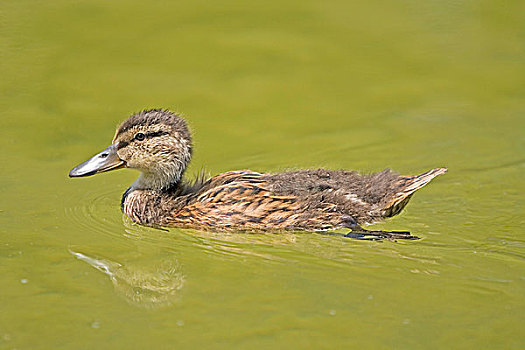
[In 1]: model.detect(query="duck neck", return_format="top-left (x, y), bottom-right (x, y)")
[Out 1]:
top-left (131, 169), bottom-right (183, 192)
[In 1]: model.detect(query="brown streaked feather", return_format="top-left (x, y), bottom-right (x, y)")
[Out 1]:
top-left (119, 167), bottom-right (445, 232)
top-left (166, 170), bottom-right (324, 231)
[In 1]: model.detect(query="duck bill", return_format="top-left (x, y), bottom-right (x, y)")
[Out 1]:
top-left (69, 144), bottom-right (126, 177)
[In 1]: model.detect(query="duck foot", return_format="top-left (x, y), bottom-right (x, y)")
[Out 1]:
top-left (319, 229), bottom-right (419, 241)
top-left (345, 229), bottom-right (419, 241)
top-left (339, 216), bottom-right (418, 241)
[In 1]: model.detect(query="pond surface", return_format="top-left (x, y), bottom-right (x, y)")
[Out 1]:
top-left (1, 0), bottom-right (524, 348)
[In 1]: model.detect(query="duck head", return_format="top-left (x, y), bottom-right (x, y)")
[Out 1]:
top-left (69, 109), bottom-right (192, 190)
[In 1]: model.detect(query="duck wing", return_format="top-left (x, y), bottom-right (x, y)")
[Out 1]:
top-left (169, 170), bottom-right (315, 231)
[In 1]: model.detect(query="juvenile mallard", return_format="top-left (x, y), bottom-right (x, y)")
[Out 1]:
top-left (69, 109), bottom-right (446, 240)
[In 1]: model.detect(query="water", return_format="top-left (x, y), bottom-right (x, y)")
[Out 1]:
top-left (1, 0), bottom-right (524, 348)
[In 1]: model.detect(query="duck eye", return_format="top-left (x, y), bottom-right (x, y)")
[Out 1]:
top-left (135, 132), bottom-right (145, 141)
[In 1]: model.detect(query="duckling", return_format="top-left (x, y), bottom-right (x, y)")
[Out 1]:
top-left (69, 109), bottom-right (446, 240)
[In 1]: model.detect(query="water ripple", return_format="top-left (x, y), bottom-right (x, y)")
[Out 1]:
top-left (65, 187), bottom-right (127, 239)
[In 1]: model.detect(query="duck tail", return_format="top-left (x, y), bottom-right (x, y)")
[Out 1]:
top-left (382, 167), bottom-right (447, 218)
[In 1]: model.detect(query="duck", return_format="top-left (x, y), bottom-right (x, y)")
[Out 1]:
top-left (69, 109), bottom-right (447, 240)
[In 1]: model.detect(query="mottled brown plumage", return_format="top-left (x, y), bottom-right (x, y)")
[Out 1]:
top-left (70, 109), bottom-right (447, 240)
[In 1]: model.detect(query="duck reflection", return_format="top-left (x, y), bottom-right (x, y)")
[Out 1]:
top-left (69, 249), bottom-right (184, 309)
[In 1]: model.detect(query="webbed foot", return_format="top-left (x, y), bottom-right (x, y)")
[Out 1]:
top-left (320, 216), bottom-right (420, 241)
top-left (341, 217), bottom-right (419, 240)
top-left (344, 229), bottom-right (419, 241)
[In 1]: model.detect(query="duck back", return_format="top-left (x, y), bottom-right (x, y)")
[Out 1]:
top-left (122, 168), bottom-right (446, 231)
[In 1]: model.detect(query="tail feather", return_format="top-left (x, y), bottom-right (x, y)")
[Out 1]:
top-left (382, 167), bottom-right (447, 217)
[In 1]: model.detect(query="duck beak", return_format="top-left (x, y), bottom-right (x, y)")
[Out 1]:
top-left (69, 144), bottom-right (126, 177)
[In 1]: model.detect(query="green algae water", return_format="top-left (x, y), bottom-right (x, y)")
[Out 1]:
top-left (1, 0), bottom-right (524, 348)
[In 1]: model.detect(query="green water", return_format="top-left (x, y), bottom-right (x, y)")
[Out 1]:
top-left (1, 0), bottom-right (524, 348)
